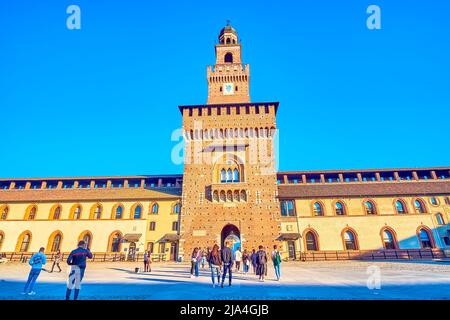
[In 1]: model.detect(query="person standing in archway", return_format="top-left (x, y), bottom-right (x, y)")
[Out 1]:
top-left (234, 247), bottom-right (242, 272)
top-left (220, 241), bottom-right (233, 287)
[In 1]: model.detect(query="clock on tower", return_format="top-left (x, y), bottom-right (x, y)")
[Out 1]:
top-left (223, 83), bottom-right (234, 95)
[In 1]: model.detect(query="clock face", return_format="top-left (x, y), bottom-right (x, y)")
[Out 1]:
top-left (223, 82), bottom-right (234, 95)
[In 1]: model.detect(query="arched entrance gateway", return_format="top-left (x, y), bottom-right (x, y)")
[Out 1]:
top-left (221, 224), bottom-right (241, 253)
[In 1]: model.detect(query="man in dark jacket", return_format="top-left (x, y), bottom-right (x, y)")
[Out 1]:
top-left (66, 240), bottom-right (93, 300)
top-left (220, 241), bottom-right (233, 288)
top-left (256, 245), bottom-right (268, 282)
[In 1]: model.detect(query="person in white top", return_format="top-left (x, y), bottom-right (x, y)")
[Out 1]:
top-left (234, 248), bottom-right (242, 272)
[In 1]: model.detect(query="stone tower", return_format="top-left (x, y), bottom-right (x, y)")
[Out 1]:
top-left (206, 22), bottom-right (250, 104)
top-left (178, 23), bottom-right (281, 260)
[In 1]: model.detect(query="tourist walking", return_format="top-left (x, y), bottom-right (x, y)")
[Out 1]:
top-left (190, 247), bottom-right (200, 278)
top-left (50, 250), bottom-right (62, 273)
top-left (220, 241), bottom-right (233, 287)
top-left (242, 249), bottom-right (250, 274)
top-left (234, 247), bottom-right (242, 272)
top-left (143, 251), bottom-right (150, 272)
top-left (22, 247), bottom-right (47, 295)
top-left (256, 245), bottom-right (268, 282)
top-left (65, 240), bottom-right (93, 300)
top-left (271, 245), bottom-right (282, 281)
top-left (208, 244), bottom-right (222, 287)
top-left (206, 247), bottom-right (212, 268)
top-left (201, 249), bottom-right (207, 269)
top-left (250, 249), bottom-right (257, 274)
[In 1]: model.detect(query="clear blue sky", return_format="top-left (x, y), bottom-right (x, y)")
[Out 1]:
top-left (1, 0), bottom-right (449, 178)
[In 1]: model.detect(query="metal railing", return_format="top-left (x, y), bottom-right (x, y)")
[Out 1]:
top-left (296, 248), bottom-right (446, 262)
top-left (0, 252), bottom-right (172, 263)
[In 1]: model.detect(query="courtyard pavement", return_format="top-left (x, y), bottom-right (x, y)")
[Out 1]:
top-left (0, 260), bottom-right (449, 300)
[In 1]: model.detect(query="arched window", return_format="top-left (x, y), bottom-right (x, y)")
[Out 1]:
top-left (430, 197), bottom-right (439, 206)
top-left (109, 232), bottom-right (122, 252)
top-left (220, 169), bottom-right (227, 183)
top-left (213, 191), bottom-right (219, 202)
top-left (28, 206), bottom-right (37, 220)
top-left (79, 231), bottom-right (92, 249)
top-left (381, 229), bottom-right (397, 249)
top-left (335, 201), bottom-right (346, 216)
top-left (0, 206), bottom-right (8, 220)
top-left (418, 228), bottom-right (434, 248)
top-left (342, 230), bottom-right (358, 250)
top-left (233, 190), bottom-right (240, 202)
top-left (436, 213), bottom-right (445, 225)
top-left (227, 169), bottom-right (233, 183)
top-left (133, 205), bottom-right (142, 219)
top-left (224, 52), bottom-right (233, 63)
top-left (92, 205), bottom-right (102, 219)
top-left (219, 190), bottom-right (226, 202)
top-left (151, 203), bottom-right (159, 214)
top-left (73, 205), bottom-right (82, 220)
top-left (173, 203), bottom-right (181, 214)
top-left (395, 200), bottom-right (407, 214)
top-left (305, 231), bottom-right (319, 251)
top-left (240, 190), bottom-right (247, 202)
top-left (83, 234), bottom-right (91, 248)
top-left (51, 206), bottom-right (62, 220)
top-left (17, 232), bottom-right (32, 252)
top-left (364, 201), bottom-right (376, 215)
top-left (226, 190), bottom-right (233, 202)
top-left (50, 233), bottom-right (62, 252)
top-left (114, 205), bottom-right (123, 219)
top-left (233, 169), bottom-right (240, 182)
top-left (414, 199), bottom-right (427, 214)
top-left (312, 202), bottom-right (323, 216)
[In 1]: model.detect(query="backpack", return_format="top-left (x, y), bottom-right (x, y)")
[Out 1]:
top-left (257, 251), bottom-right (267, 264)
top-left (274, 251), bottom-right (282, 265)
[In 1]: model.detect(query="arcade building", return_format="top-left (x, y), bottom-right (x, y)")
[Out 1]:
top-left (1, 24), bottom-right (449, 261)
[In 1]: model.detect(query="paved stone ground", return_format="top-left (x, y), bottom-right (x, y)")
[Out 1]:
top-left (0, 260), bottom-right (449, 300)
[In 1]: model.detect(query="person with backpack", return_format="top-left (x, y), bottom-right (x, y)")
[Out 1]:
top-left (256, 245), bottom-right (268, 282)
top-left (50, 250), bottom-right (62, 273)
top-left (271, 245), bottom-right (282, 281)
top-left (65, 240), bottom-right (93, 300)
top-left (22, 247), bottom-right (47, 295)
top-left (208, 244), bottom-right (222, 287)
top-left (220, 241), bottom-right (233, 287)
